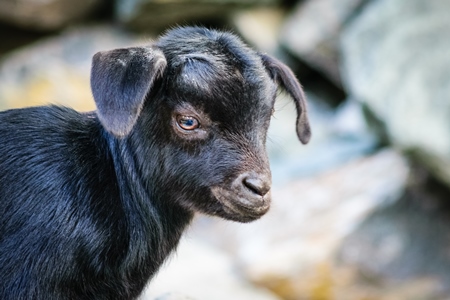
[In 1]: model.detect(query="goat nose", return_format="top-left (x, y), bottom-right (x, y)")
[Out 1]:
top-left (243, 175), bottom-right (271, 197)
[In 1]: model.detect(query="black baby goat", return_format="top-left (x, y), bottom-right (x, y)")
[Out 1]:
top-left (0, 27), bottom-right (310, 299)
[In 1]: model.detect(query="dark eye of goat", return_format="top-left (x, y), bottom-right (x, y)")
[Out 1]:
top-left (177, 115), bottom-right (200, 130)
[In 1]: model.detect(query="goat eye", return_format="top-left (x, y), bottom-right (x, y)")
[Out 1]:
top-left (177, 115), bottom-right (200, 130)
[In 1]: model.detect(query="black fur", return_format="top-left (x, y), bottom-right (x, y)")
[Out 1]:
top-left (0, 27), bottom-right (310, 299)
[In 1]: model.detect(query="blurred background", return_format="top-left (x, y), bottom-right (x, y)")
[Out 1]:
top-left (1, 0), bottom-right (450, 299)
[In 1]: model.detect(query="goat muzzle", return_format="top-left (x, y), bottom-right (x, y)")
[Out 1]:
top-left (211, 171), bottom-right (272, 222)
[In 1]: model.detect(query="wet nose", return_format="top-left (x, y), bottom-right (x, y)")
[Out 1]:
top-left (242, 174), bottom-right (271, 197)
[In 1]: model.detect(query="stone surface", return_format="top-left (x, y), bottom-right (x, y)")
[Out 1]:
top-left (0, 0), bottom-right (103, 31)
top-left (232, 7), bottom-right (286, 54)
top-left (115, 0), bottom-right (279, 32)
top-left (335, 169), bottom-right (450, 299)
top-left (340, 0), bottom-right (450, 187)
top-left (267, 92), bottom-right (378, 185)
top-left (0, 26), bottom-right (142, 111)
top-left (0, 23), bottom-right (49, 57)
top-left (280, 0), bottom-right (368, 86)
top-left (191, 149), bottom-right (410, 299)
top-left (152, 294), bottom-right (195, 300)
top-left (140, 238), bottom-right (281, 300)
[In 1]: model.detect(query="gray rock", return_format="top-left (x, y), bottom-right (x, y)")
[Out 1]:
top-left (152, 292), bottom-right (196, 300)
top-left (267, 92), bottom-right (378, 185)
top-left (115, 0), bottom-right (279, 31)
top-left (336, 170), bottom-right (450, 298)
top-left (140, 238), bottom-right (281, 300)
top-left (0, 26), bottom-right (142, 111)
top-left (280, 0), bottom-right (368, 86)
top-left (191, 149), bottom-right (410, 299)
top-left (231, 7), bottom-right (286, 54)
top-left (0, 0), bottom-right (103, 31)
top-left (340, 0), bottom-right (450, 187)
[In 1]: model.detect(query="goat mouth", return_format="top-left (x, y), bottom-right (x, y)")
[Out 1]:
top-left (210, 186), bottom-right (271, 222)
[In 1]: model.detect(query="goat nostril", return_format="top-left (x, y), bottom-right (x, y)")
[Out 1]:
top-left (243, 177), bottom-right (270, 197)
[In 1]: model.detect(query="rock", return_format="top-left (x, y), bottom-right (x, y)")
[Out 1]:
top-left (0, 23), bottom-right (49, 57)
top-left (231, 7), bottom-right (286, 54)
top-left (335, 168), bottom-right (450, 299)
top-left (0, 0), bottom-right (103, 31)
top-left (140, 238), bottom-right (282, 300)
top-left (340, 0), bottom-right (450, 187)
top-left (0, 26), bottom-right (142, 111)
top-left (280, 0), bottom-right (368, 86)
top-left (191, 149), bottom-right (410, 299)
top-left (115, 0), bottom-right (279, 32)
top-left (267, 92), bottom-right (378, 185)
top-left (152, 293), bottom-right (196, 300)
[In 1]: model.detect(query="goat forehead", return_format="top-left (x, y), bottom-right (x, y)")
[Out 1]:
top-left (172, 72), bottom-right (275, 125)
top-left (156, 27), bottom-right (272, 92)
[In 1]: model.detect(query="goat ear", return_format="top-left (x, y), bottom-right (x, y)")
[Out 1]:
top-left (90, 46), bottom-right (167, 137)
top-left (259, 53), bottom-right (311, 144)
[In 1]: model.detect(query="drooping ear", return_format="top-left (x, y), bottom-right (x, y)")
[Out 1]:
top-left (259, 53), bottom-right (311, 144)
top-left (90, 46), bottom-right (167, 137)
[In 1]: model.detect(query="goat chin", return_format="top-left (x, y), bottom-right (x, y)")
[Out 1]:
top-left (210, 185), bottom-right (271, 223)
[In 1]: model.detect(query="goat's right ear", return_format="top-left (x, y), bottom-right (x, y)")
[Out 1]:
top-left (90, 46), bottom-right (167, 137)
top-left (259, 53), bottom-right (311, 144)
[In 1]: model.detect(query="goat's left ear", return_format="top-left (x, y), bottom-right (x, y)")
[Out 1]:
top-left (91, 46), bottom-right (167, 137)
top-left (259, 53), bottom-right (311, 144)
